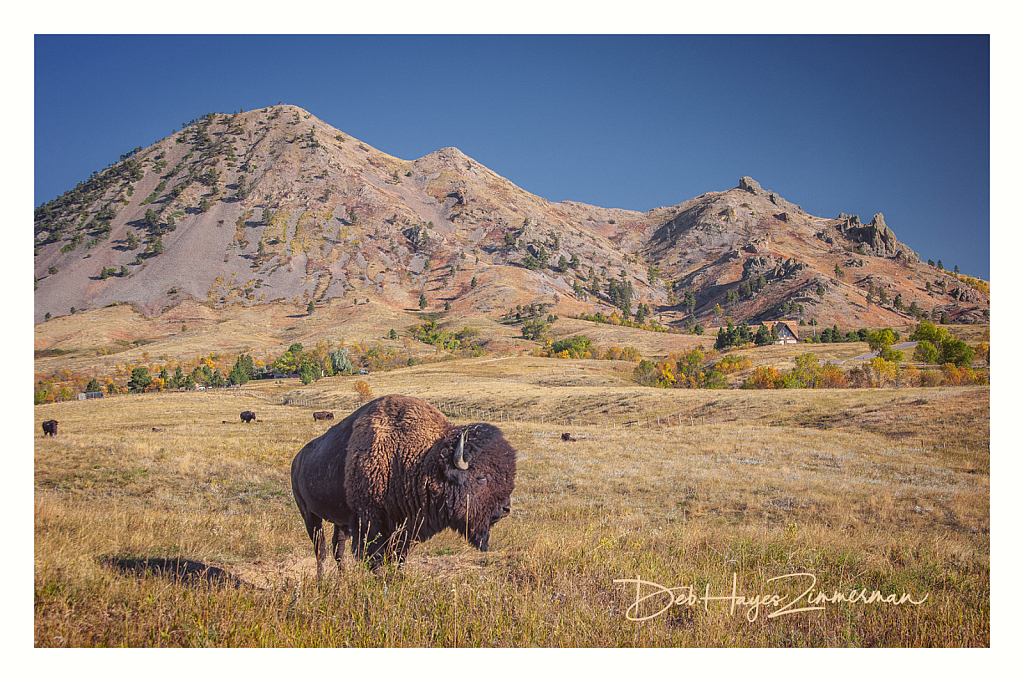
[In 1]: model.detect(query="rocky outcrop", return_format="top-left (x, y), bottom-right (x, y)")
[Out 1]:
top-left (837, 212), bottom-right (913, 259)
top-left (742, 255), bottom-right (802, 281)
top-left (739, 177), bottom-right (763, 194)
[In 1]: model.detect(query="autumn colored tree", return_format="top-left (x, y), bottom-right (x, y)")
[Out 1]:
top-left (354, 380), bottom-right (373, 404)
top-left (742, 365), bottom-right (785, 389)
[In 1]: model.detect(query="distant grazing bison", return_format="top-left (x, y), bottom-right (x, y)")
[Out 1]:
top-left (313, 411), bottom-right (334, 422)
top-left (42, 420), bottom-right (58, 437)
top-left (240, 411), bottom-right (256, 424)
top-left (291, 394), bottom-right (517, 575)
top-left (561, 433), bottom-right (577, 442)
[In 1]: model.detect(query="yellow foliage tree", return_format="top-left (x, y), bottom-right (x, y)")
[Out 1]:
top-left (354, 380), bottom-right (373, 404)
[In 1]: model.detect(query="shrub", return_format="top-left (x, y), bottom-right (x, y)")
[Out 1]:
top-left (714, 355), bottom-right (752, 374)
top-left (550, 335), bottom-right (593, 358)
top-left (604, 346), bottom-right (642, 362)
top-left (942, 363), bottom-right (986, 386)
top-left (742, 366), bottom-right (785, 389)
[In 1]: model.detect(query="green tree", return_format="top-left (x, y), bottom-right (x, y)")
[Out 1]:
top-left (754, 324), bottom-right (773, 346)
top-left (307, 300), bottom-right (315, 315)
top-left (388, 329), bottom-right (398, 340)
top-left (867, 328), bottom-right (897, 352)
top-left (128, 367), bottom-right (152, 392)
top-left (522, 318), bottom-right (547, 341)
top-left (85, 378), bottom-right (101, 393)
top-left (126, 231), bottom-right (139, 250)
top-left (299, 360), bottom-right (317, 385)
top-left (938, 338), bottom-right (974, 367)
top-left (330, 348), bottom-right (352, 375)
top-left (550, 335), bottom-right (593, 358)
top-left (444, 301), bottom-right (451, 312)
top-left (910, 320), bottom-right (949, 347)
top-left (471, 276), bottom-right (478, 289)
top-left (913, 340), bottom-right (939, 364)
top-left (229, 354), bottom-right (255, 385)
top-left (683, 290), bottom-right (696, 313)
top-left (633, 359), bottom-right (662, 387)
top-left (419, 293), bottom-right (427, 309)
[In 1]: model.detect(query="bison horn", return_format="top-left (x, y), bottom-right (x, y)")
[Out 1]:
top-left (453, 429), bottom-right (469, 470)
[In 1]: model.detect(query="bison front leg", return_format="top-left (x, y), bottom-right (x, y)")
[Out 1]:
top-left (353, 514), bottom-right (415, 569)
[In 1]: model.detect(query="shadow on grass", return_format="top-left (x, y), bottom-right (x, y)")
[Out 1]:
top-left (103, 556), bottom-right (244, 588)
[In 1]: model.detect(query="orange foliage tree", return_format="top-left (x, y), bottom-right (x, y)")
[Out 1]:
top-left (354, 380), bottom-right (373, 404)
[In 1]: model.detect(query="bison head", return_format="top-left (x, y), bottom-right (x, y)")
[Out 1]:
top-left (439, 423), bottom-right (516, 552)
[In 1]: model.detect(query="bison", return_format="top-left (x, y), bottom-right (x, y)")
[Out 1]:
top-left (291, 394), bottom-right (516, 575)
top-left (42, 420), bottom-right (58, 437)
top-left (560, 433), bottom-right (577, 442)
top-left (240, 411), bottom-right (256, 424)
top-left (313, 411), bottom-right (334, 422)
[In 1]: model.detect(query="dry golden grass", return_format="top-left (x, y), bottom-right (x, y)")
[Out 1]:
top-left (34, 359), bottom-right (989, 647)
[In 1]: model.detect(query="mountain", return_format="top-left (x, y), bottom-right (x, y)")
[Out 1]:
top-left (33, 104), bottom-right (989, 332)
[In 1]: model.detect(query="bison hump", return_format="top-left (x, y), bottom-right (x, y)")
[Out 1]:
top-left (344, 395), bottom-right (451, 504)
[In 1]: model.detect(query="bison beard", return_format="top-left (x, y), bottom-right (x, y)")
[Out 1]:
top-left (291, 395), bottom-right (516, 575)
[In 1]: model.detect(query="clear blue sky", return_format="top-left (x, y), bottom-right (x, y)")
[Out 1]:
top-left (34, 34), bottom-right (990, 280)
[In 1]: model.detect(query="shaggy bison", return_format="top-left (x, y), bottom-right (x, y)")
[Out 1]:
top-left (240, 411), bottom-right (256, 423)
top-left (42, 420), bottom-right (58, 437)
top-left (561, 433), bottom-right (577, 442)
top-left (291, 394), bottom-right (516, 574)
top-left (313, 411), bottom-right (334, 421)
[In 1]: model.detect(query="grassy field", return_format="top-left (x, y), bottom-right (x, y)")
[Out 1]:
top-left (33, 357), bottom-right (989, 647)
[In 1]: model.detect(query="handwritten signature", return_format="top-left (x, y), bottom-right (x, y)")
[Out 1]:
top-left (614, 573), bottom-right (929, 622)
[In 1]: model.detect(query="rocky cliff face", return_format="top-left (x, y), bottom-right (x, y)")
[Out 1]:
top-left (34, 105), bottom-right (988, 330)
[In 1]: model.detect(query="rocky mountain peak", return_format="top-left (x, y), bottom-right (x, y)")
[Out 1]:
top-left (32, 106), bottom-right (988, 329)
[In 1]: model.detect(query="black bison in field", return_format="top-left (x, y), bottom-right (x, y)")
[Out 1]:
top-left (42, 420), bottom-right (58, 437)
top-left (240, 411), bottom-right (256, 424)
top-left (560, 433), bottom-right (577, 442)
top-left (291, 394), bottom-right (516, 575)
top-left (313, 411), bottom-right (334, 421)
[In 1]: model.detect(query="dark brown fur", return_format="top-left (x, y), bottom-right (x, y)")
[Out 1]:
top-left (313, 411), bottom-right (335, 421)
top-left (561, 433), bottom-right (576, 442)
top-left (291, 395), bottom-right (516, 574)
top-left (42, 420), bottom-right (58, 437)
top-left (240, 411), bottom-right (256, 423)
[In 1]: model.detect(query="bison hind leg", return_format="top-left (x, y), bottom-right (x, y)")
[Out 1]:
top-left (300, 512), bottom-right (328, 579)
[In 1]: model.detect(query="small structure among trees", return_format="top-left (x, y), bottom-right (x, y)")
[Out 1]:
top-left (761, 320), bottom-right (799, 345)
